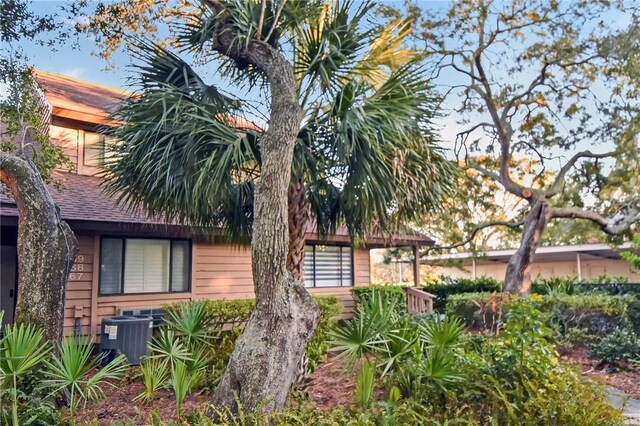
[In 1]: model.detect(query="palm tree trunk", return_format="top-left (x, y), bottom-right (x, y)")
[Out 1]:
top-left (0, 153), bottom-right (78, 342)
top-left (287, 180), bottom-right (308, 280)
top-left (503, 199), bottom-right (550, 295)
top-left (211, 42), bottom-right (320, 413)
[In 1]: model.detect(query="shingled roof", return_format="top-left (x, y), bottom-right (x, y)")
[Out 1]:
top-left (0, 172), bottom-right (164, 225)
top-left (33, 70), bottom-right (127, 125)
top-left (0, 71), bottom-right (434, 247)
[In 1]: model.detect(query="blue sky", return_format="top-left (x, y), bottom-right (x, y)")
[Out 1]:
top-left (21, 0), bottom-right (628, 165)
top-left (26, 1), bottom-right (447, 90)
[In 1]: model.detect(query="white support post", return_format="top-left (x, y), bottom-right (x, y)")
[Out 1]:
top-left (576, 252), bottom-right (582, 281)
top-left (472, 258), bottom-right (477, 280)
top-left (413, 245), bottom-right (421, 287)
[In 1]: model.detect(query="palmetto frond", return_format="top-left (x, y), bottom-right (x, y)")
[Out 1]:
top-left (102, 44), bottom-right (260, 242)
top-left (105, 1), bottom-right (457, 244)
top-left (301, 61), bottom-right (457, 238)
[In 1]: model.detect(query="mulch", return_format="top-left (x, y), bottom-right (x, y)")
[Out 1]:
top-left (560, 346), bottom-right (640, 400)
top-left (73, 348), bottom-right (640, 424)
top-left (73, 379), bottom-right (209, 425)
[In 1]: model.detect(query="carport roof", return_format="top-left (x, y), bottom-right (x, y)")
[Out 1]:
top-left (423, 243), bottom-right (634, 264)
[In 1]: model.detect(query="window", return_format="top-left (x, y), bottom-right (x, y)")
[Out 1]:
top-left (83, 132), bottom-right (112, 168)
top-left (99, 237), bottom-right (190, 295)
top-left (304, 245), bottom-right (353, 288)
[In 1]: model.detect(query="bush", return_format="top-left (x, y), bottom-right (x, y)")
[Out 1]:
top-left (423, 276), bottom-right (501, 311)
top-left (306, 296), bottom-right (343, 372)
top-left (162, 296), bottom-right (343, 375)
top-left (163, 299), bottom-right (255, 333)
top-left (537, 293), bottom-right (632, 335)
top-left (447, 292), bottom-right (635, 337)
top-left (589, 328), bottom-right (640, 370)
top-left (445, 292), bottom-right (514, 330)
top-left (351, 284), bottom-right (408, 316)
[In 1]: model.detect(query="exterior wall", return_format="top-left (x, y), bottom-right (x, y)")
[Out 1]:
top-left (63, 237), bottom-right (371, 337)
top-left (441, 258), bottom-right (640, 282)
top-left (50, 125), bottom-right (79, 172)
top-left (63, 234), bottom-right (94, 336)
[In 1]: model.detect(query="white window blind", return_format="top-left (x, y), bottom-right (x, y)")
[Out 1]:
top-left (171, 241), bottom-right (189, 292)
top-left (100, 238), bottom-right (123, 294)
top-left (123, 239), bottom-right (170, 293)
top-left (84, 132), bottom-right (105, 167)
top-left (304, 245), bottom-right (353, 288)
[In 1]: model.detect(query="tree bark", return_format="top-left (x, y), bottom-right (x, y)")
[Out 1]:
top-left (286, 180), bottom-right (308, 280)
top-left (0, 153), bottom-right (78, 342)
top-left (211, 38), bottom-right (320, 412)
top-left (503, 199), bottom-right (550, 295)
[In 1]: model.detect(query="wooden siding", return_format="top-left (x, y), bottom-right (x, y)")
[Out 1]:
top-left (63, 237), bottom-right (371, 337)
top-left (63, 234), bottom-right (93, 336)
top-left (50, 125), bottom-right (78, 172)
top-left (442, 258), bottom-right (640, 282)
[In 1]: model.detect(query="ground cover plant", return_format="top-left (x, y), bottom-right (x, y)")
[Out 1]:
top-left (0, 311), bottom-right (128, 425)
top-left (327, 289), bottom-right (625, 425)
top-left (4, 285), bottom-right (635, 425)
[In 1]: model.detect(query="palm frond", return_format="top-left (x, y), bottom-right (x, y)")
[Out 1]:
top-left (301, 61), bottom-right (458, 239)
top-left (103, 43), bottom-right (261, 242)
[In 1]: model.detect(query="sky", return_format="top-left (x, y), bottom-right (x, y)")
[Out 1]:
top-left (16, 1), bottom-right (631, 165)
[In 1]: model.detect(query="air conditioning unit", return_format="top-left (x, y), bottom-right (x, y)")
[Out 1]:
top-left (100, 315), bottom-right (153, 365)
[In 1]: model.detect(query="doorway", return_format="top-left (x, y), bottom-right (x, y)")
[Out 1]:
top-left (0, 245), bottom-right (17, 324)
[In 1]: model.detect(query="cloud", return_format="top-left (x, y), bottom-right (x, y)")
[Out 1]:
top-left (62, 67), bottom-right (86, 79)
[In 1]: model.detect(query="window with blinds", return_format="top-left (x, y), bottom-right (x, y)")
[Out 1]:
top-left (83, 132), bottom-right (106, 167)
top-left (99, 237), bottom-right (190, 295)
top-left (303, 245), bottom-right (353, 288)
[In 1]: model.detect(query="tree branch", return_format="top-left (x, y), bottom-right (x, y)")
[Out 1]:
top-left (423, 219), bottom-right (525, 254)
top-left (550, 204), bottom-right (640, 235)
top-left (546, 150), bottom-right (616, 197)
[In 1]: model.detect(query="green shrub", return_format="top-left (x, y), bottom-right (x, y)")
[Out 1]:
top-left (305, 296), bottom-right (343, 373)
top-left (445, 292), bottom-right (514, 330)
top-left (447, 292), bottom-right (635, 337)
top-left (532, 276), bottom-right (583, 295)
top-left (423, 276), bottom-right (501, 311)
top-left (162, 296), bottom-right (342, 376)
top-left (162, 299), bottom-right (255, 333)
top-left (450, 299), bottom-right (624, 425)
top-left (536, 293), bottom-right (632, 335)
top-left (351, 284), bottom-right (408, 316)
top-left (589, 328), bottom-right (640, 370)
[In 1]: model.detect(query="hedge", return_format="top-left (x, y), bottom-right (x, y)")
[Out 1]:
top-left (351, 285), bottom-right (408, 316)
top-left (446, 292), bottom-right (638, 334)
top-left (162, 295), bottom-right (343, 334)
top-left (423, 276), bottom-right (501, 311)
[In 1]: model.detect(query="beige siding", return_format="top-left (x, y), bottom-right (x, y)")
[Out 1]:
top-left (64, 238), bottom-right (371, 337)
top-left (442, 258), bottom-right (640, 282)
top-left (50, 125), bottom-right (78, 171)
top-left (63, 234), bottom-right (94, 336)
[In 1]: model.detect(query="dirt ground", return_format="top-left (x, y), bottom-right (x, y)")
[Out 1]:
top-left (74, 378), bottom-right (210, 425)
top-left (74, 356), bottom-right (359, 425)
top-left (560, 346), bottom-right (640, 400)
top-left (74, 350), bottom-right (639, 424)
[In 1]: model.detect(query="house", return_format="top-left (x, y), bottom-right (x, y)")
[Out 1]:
top-left (424, 243), bottom-right (640, 282)
top-left (0, 71), bottom-right (432, 336)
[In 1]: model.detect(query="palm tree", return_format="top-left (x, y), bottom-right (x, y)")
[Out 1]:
top-left (103, 0), bottom-right (457, 412)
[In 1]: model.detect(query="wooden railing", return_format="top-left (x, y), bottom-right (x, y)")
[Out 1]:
top-left (406, 287), bottom-right (435, 315)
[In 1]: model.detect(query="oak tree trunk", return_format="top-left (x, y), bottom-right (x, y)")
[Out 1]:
top-left (503, 199), bottom-right (550, 295)
top-left (0, 153), bottom-right (78, 342)
top-left (286, 181), bottom-right (308, 280)
top-left (211, 45), bottom-right (320, 413)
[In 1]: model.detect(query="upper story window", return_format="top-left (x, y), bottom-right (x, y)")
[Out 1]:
top-left (83, 132), bottom-right (108, 168)
top-left (99, 237), bottom-right (191, 295)
top-left (304, 244), bottom-right (353, 288)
